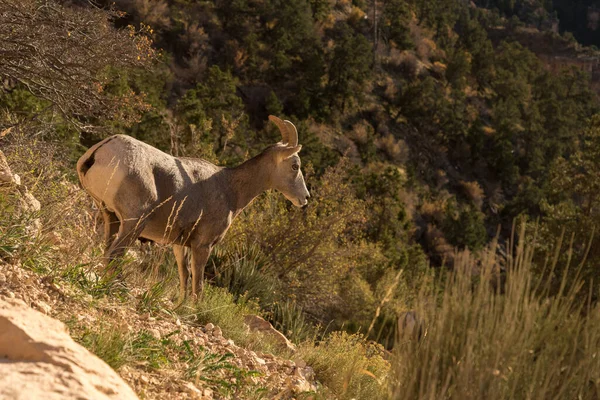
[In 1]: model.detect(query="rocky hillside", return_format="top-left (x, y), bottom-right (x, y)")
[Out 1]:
top-left (0, 150), bottom-right (338, 399)
top-left (0, 262), bottom-right (317, 399)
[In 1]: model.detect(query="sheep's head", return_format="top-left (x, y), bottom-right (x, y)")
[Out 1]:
top-left (268, 115), bottom-right (310, 208)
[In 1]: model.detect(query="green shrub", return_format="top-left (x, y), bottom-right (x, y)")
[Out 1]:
top-left (78, 324), bottom-right (129, 370)
top-left (269, 299), bottom-right (316, 344)
top-left (184, 285), bottom-right (266, 349)
top-left (209, 243), bottom-right (278, 306)
top-left (299, 331), bottom-right (390, 400)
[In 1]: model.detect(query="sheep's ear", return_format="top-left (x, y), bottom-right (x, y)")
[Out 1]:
top-left (277, 145), bottom-right (302, 160)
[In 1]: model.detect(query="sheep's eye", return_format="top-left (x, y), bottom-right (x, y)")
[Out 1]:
top-left (292, 164), bottom-right (299, 171)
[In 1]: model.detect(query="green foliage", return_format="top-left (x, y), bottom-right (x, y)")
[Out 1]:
top-left (228, 159), bottom-right (372, 315)
top-left (380, 0), bottom-right (414, 49)
top-left (209, 243), bottom-right (278, 306)
top-left (326, 22), bottom-right (373, 113)
top-left (176, 65), bottom-right (247, 160)
top-left (299, 331), bottom-right (389, 400)
top-left (185, 349), bottom-right (265, 397)
top-left (189, 284), bottom-right (263, 347)
top-left (443, 200), bottom-right (488, 251)
top-left (78, 324), bottom-right (129, 370)
top-left (269, 299), bottom-right (316, 344)
top-left (137, 280), bottom-right (169, 315)
top-left (61, 262), bottom-right (130, 300)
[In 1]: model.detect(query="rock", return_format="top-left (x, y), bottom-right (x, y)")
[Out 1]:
top-left (34, 300), bottom-right (52, 315)
top-left (20, 191), bottom-right (40, 213)
top-left (0, 273), bottom-right (6, 284)
top-left (398, 310), bottom-right (425, 340)
top-left (183, 382), bottom-right (203, 399)
top-left (0, 149), bottom-right (14, 184)
top-left (0, 297), bottom-right (138, 399)
top-left (244, 314), bottom-right (296, 353)
top-left (212, 326), bottom-right (222, 338)
top-left (204, 322), bottom-right (214, 333)
top-left (46, 232), bottom-right (63, 246)
top-left (148, 329), bottom-right (161, 340)
top-left (294, 358), bottom-right (307, 368)
top-left (255, 357), bottom-right (266, 366)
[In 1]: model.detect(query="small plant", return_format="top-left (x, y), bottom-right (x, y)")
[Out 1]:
top-left (391, 232), bottom-right (600, 400)
top-left (128, 330), bottom-right (170, 370)
top-left (184, 344), bottom-right (265, 397)
top-left (182, 285), bottom-right (263, 346)
top-left (78, 324), bottom-right (129, 370)
top-left (60, 262), bottom-right (129, 299)
top-left (269, 299), bottom-right (316, 344)
top-left (299, 331), bottom-right (390, 400)
top-left (137, 280), bottom-right (169, 314)
top-left (209, 243), bottom-right (278, 306)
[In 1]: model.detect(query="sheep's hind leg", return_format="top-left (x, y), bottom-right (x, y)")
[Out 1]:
top-left (190, 243), bottom-right (212, 300)
top-left (104, 215), bottom-right (147, 269)
top-left (101, 208), bottom-right (120, 249)
top-left (173, 244), bottom-right (189, 301)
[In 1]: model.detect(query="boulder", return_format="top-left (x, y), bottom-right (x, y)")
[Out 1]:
top-left (244, 314), bottom-right (296, 353)
top-left (0, 149), bottom-right (14, 184)
top-left (0, 297), bottom-right (138, 400)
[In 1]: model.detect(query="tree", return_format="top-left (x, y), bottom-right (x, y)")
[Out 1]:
top-left (176, 66), bottom-right (247, 160)
top-left (326, 22), bottom-right (373, 114)
top-left (0, 0), bottom-right (155, 129)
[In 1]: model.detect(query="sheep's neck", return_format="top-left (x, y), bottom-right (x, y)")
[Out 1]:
top-left (228, 153), bottom-right (271, 212)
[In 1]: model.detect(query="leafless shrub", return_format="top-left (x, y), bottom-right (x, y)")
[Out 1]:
top-left (375, 134), bottom-right (408, 164)
top-left (459, 180), bottom-right (485, 210)
top-left (425, 224), bottom-right (454, 265)
top-left (348, 120), bottom-right (373, 145)
top-left (115, 0), bottom-right (171, 29)
top-left (0, 0), bottom-right (156, 128)
top-left (420, 199), bottom-right (446, 224)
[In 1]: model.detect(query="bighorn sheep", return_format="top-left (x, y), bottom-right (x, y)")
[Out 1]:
top-left (77, 115), bottom-right (309, 298)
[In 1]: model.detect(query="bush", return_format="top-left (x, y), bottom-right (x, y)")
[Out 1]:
top-left (208, 243), bottom-right (278, 306)
top-left (299, 331), bottom-right (390, 400)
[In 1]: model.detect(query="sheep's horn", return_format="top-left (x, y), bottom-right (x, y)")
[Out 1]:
top-left (268, 115), bottom-right (289, 144)
top-left (283, 120), bottom-right (298, 147)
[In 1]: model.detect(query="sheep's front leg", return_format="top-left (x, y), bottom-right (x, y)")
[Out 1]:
top-left (190, 243), bottom-right (212, 299)
top-left (173, 244), bottom-right (188, 300)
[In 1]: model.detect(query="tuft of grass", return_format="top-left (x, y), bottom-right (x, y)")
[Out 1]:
top-left (269, 299), bottom-right (316, 344)
top-left (137, 280), bottom-right (169, 315)
top-left (78, 324), bottom-right (129, 370)
top-left (60, 262), bottom-right (129, 299)
top-left (184, 345), bottom-right (266, 398)
top-left (209, 243), bottom-right (278, 306)
top-left (182, 285), bottom-right (263, 345)
top-left (391, 231), bottom-right (600, 400)
top-left (298, 331), bottom-right (390, 400)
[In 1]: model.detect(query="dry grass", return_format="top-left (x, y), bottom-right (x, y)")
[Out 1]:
top-left (391, 228), bottom-right (600, 400)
